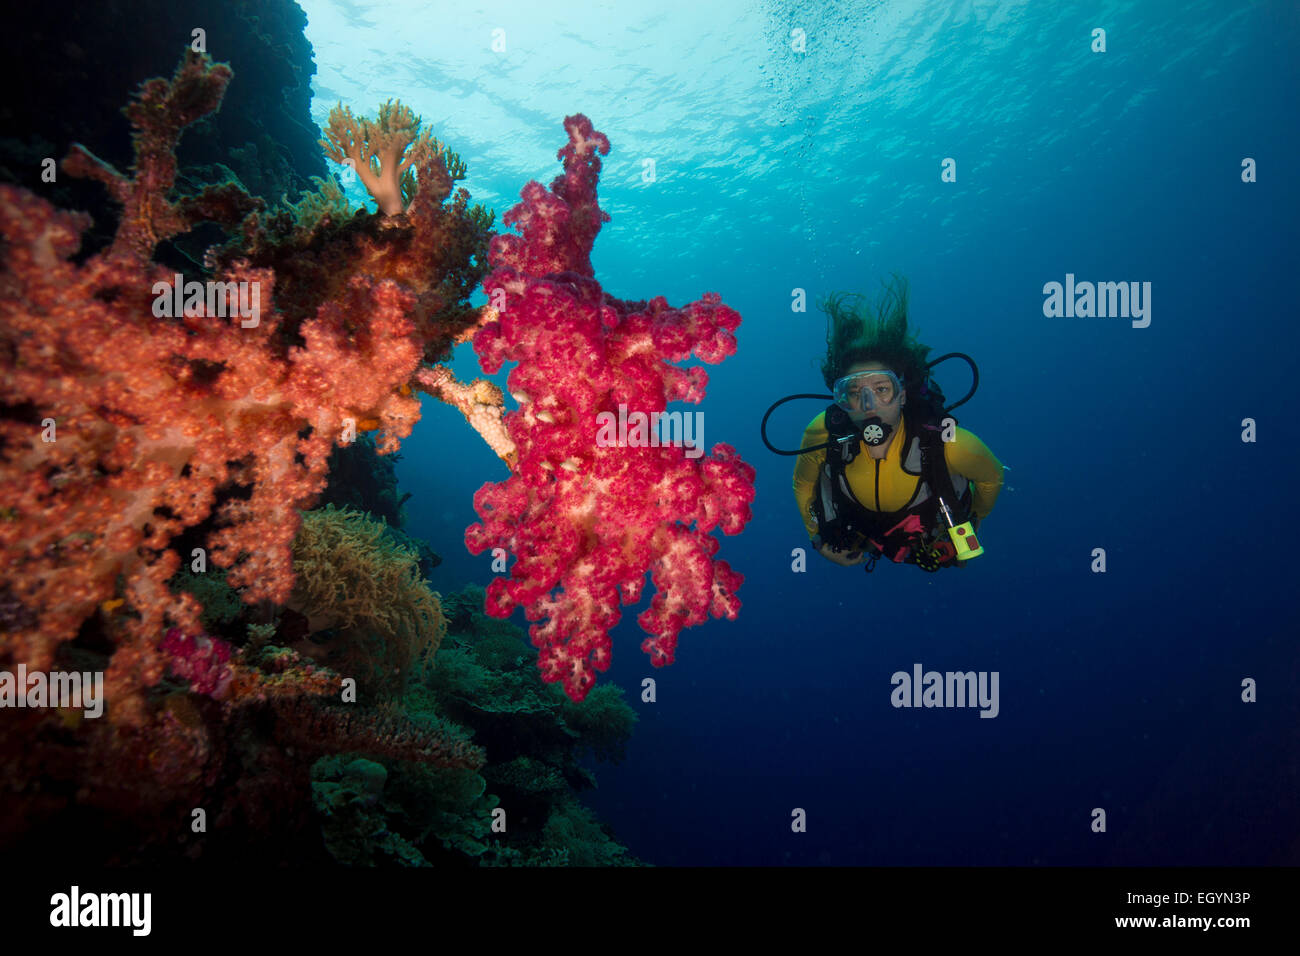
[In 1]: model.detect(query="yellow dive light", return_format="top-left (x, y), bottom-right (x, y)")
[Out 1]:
top-left (937, 497), bottom-right (984, 561)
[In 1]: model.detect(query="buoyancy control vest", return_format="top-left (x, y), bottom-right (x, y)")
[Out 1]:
top-left (812, 395), bottom-right (973, 572)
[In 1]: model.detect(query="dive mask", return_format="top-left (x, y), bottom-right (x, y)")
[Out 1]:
top-left (832, 369), bottom-right (902, 417)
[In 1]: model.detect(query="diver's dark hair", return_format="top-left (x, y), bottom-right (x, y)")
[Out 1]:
top-left (819, 275), bottom-right (931, 391)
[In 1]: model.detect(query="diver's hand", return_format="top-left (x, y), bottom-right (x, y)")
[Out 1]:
top-left (818, 541), bottom-right (868, 566)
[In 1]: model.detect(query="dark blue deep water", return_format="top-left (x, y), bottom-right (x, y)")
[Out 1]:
top-left (304, 0), bottom-right (1298, 865)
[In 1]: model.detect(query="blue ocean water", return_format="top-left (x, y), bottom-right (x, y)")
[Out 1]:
top-left (299, 0), bottom-right (1299, 865)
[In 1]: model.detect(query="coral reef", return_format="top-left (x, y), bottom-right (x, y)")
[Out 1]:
top-left (0, 52), bottom-right (497, 725)
top-left (312, 756), bottom-right (428, 865)
top-left (217, 107), bottom-right (495, 368)
top-left (0, 630), bottom-right (484, 863)
top-left (0, 52), bottom-right (431, 724)
top-left (305, 585), bottom-right (642, 867)
top-left (0, 47), bottom-right (746, 866)
top-left (0, 52), bottom-right (491, 862)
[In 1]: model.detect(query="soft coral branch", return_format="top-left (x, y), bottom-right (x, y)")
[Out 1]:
top-left (414, 361), bottom-right (516, 467)
top-left (466, 115), bottom-right (755, 702)
top-left (61, 49), bottom-right (259, 260)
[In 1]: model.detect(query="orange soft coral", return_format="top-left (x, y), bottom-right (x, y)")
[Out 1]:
top-left (0, 54), bottom-right (424, 719)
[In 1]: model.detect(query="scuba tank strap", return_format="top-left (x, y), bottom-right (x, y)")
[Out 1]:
top-left (912, 410), bottom-right (984, 563)
top-left (913, 415), bottom-right (967, 521)
top-left (810, 403), bottom-right (871, 550)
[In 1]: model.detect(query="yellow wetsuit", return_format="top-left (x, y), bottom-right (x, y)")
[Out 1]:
top-left (792, 412), bottom-right (1005, 543)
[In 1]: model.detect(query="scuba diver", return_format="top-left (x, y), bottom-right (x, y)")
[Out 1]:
top-left (761, 277), bottom-right (1005, 572)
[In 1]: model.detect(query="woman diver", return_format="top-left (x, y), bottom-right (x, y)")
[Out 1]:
top-left (762, 277), bottom-right (1005, 572)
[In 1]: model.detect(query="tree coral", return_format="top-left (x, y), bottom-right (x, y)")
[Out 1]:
top-left (467, 115), bottom-right (756, 701)
top-left (320, 99), bottom-right (437, 216)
